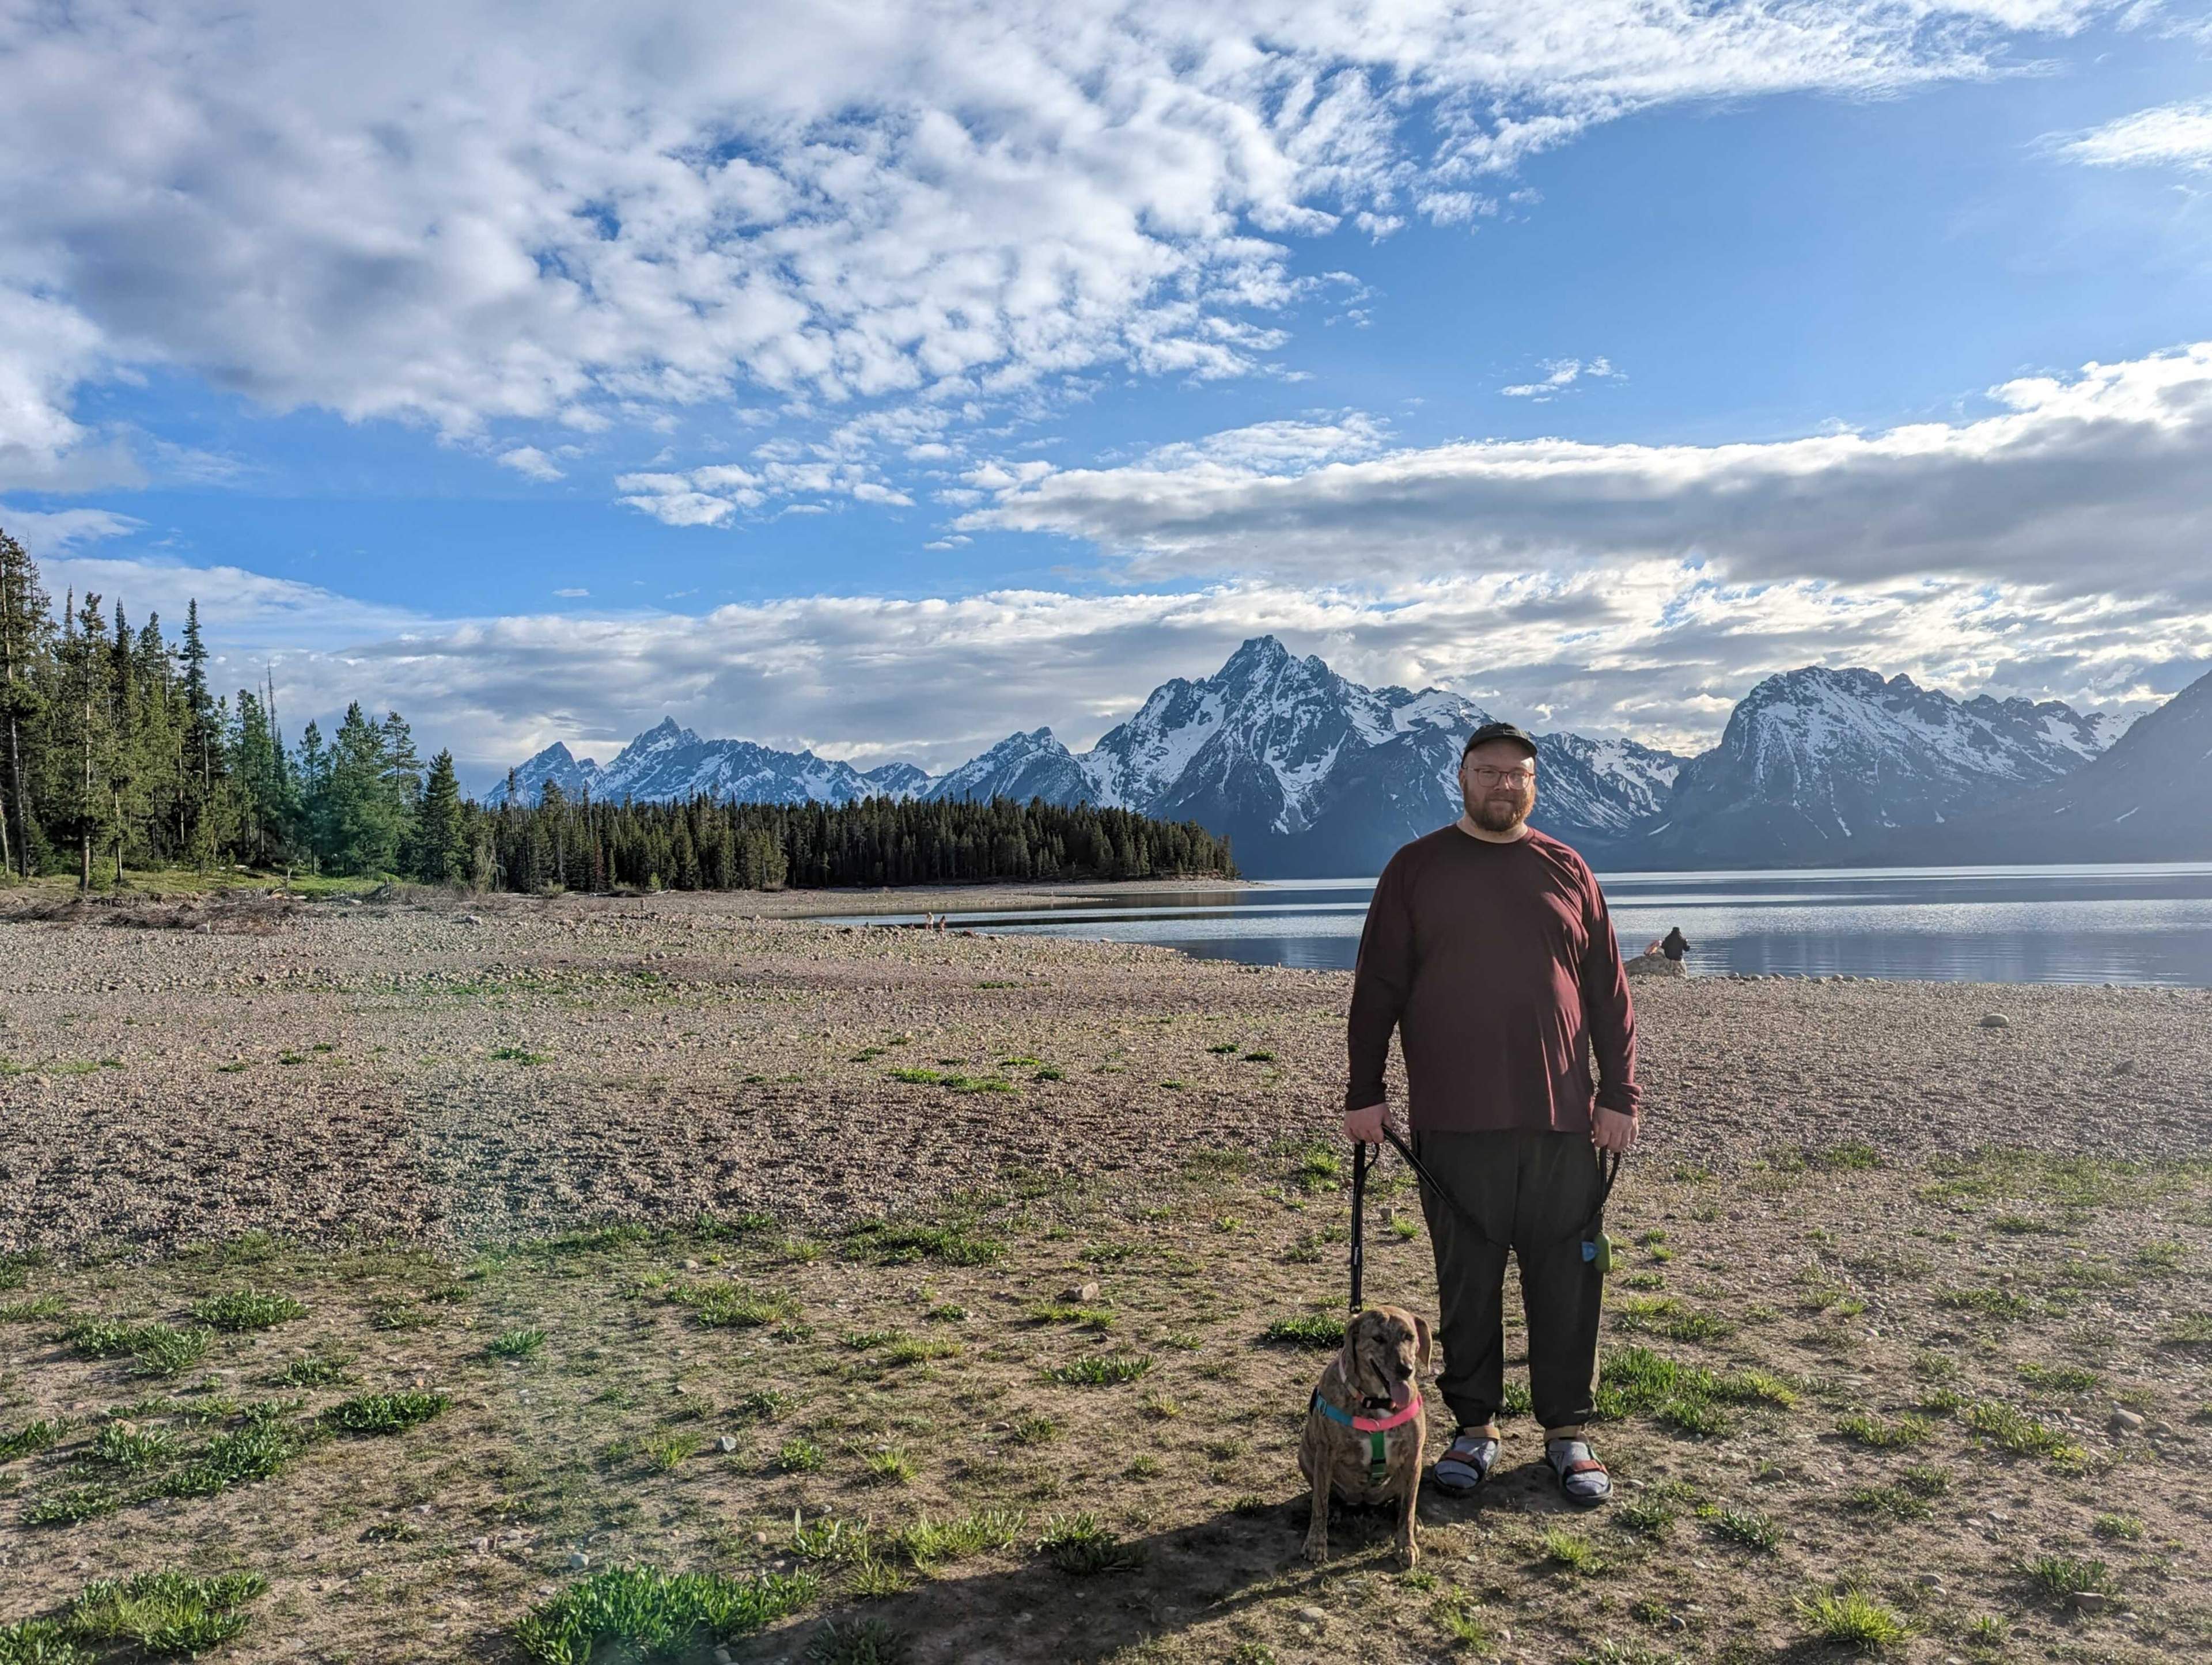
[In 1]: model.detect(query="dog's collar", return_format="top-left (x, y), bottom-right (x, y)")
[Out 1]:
top-left (1309, 1388), bottom-right (1423, 1435)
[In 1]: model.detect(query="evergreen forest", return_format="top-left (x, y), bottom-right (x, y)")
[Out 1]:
top-left (0, 529), bottom-right (1236, 891)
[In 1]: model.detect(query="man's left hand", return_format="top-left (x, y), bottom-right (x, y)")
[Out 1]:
top-left (1591, 1108), bottom-right (1639, 1154)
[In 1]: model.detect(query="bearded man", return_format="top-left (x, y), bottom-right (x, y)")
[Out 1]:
top-left (1341, 720), bottom-right (1642, 1507)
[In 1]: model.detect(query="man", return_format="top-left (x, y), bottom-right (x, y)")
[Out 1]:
top-left (1342, 721), bottom-right (1641, 1507)
top-left (1660, 926), bottom-right (1690, 963)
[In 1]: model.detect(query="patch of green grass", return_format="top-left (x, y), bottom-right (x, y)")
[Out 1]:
top-left (862, 1447), bottom-right (916, 1485)
top-left (1206, 1042), bottom-right (1240, 1055)
top-left (1815, 1141), bottom-right (1882, 1171)
top-left (323, 1390), bottom-right (449, 1435)
top-left (88, 1421), bottom-right (177, 1471)
top-left (1844, 1485), bottom-right (1931, 1521)
top-left (1263, 1313), bottom-right (1346, 1349)
top-left (1616, 1481), bottom-right (1694, 1538)
top-left (1938, 1285), bottom-right (2037, 1318)
top-left (1540, 1527), bottom-right (1605, 1572)
top-left (63, 1571), bottom-right (268, 1656)
top-left (775, 1439), bottom-right (824, 1473)
top-left (731, 1389), bottom-right (790, 1421)
top-left (645, 1433), bottom-right (699, 1473)
top-left (0, 1616), bottom-right (89, 1664)
top-left (1963, 1399), bottom-right (2086, 1463)
top-left (895, 1508), bottom-right (1025, 1567)
top-left (2022, 1553), bottom-right (2118, 1608)
top-left (23, 1485), bottom-right (122, 1527)
top-left (2018, 1361), bottom-right (2100, 1394)
top-left (1707, 1508), bottom-right (1780, 1552)
top-left (0, 1296), bottom-right (66, 1323)
top-left (1431, 1588), bottom-right (1492, 1648)
top-left (1241, 1049), bottom-right (1276, 1063)
top-left (490, 1046), bottom-right (550, 1064)
top-left (1899, 1463), bottom-right (1950, 1497)
top-left (154, 1424), bottom-right (296, 1497)
top-left (488, 1326), bottom-right (547, 1359)
top-left (806, 1616), bottom-right (911, 1662)
top-left (1836, 1411), bottom-right (1933, 1448)
top-left (190, 1288), bottom-right (307, 1331)
top-left (2092, 1512), bottom-right (2144, 1542)
top-left (843, 1220), bottom-right (1006, 1266)
top-left (1795, 1589), bottom-right (1910, 1651)
top-left (1039, 1354), bottom-right (1153, 1386)
top-left (0, 1419), bottom-right (63, 1462)
top-left (1612, 1296), bottom-right (1736, 1344)
top-left (2130, 1239), bottom-right (2186, 1272)
top-left (1036, 1512), bottom-right (1145, 1575)
top-left (1596, 1346), bottom-right (1793, 1436)
top-left (672, 1282), bottom-right (801, 1329)
top-left (1005, 1414), bottom-right (1058, 1446)
top-left (276, 1352), bottom-right (351, 1387)
top-left (512, 1567), bottom-right (819, 1665)
top-left (2160, 1313), bottom-right (2212, 1349)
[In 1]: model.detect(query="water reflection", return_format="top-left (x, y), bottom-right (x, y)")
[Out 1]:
top-left (832, 863), bottom-right (2212, 987)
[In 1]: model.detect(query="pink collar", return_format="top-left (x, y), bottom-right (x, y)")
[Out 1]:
top-left (1313, 1389), bottom-right (1425, 1435)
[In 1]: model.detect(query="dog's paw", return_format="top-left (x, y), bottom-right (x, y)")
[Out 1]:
top-left (1302, 1533), bottom-right (1331, 1566)
top-left (1396, 1534), bottom-right (1419, 1569)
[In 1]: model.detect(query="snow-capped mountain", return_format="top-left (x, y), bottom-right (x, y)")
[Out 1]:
top-left (1888, 662), bottom-right (2209, 864)
top-left (922, 728), bottom-right (1094, 806)
top-left (929, 638), bottom-right (1688, 875)
top-left (492, 718), bottom-right (929, 807)
top-left (1620, 666), bottom-right (2126, 866)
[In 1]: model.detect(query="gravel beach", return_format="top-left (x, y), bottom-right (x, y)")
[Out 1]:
top-left (4, 886), bottom-right (2207, 1254)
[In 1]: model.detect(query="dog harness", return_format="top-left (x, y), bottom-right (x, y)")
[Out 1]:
top-left (1310, 1390), bottom-right (1424, 1488)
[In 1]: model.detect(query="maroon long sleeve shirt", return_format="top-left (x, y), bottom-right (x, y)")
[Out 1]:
top-left (1344, 825), bottom-right (1642, 1133)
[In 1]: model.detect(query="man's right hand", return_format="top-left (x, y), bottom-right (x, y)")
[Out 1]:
top-left (1342, 1103), bottom-right (1388, 1146)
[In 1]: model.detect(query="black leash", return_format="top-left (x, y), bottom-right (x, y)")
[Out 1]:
top-left (1347, 1128), bottom-right (1624, 1313)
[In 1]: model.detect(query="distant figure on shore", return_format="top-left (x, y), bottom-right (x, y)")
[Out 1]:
top-left (1660, 927), bottom-right (1689, 962)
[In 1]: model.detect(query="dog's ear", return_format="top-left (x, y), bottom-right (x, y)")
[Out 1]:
top-left (1338, 1309), bottom-right (1377, 1390)
top-left (1412, 1313), bottom-right (1432, 1376)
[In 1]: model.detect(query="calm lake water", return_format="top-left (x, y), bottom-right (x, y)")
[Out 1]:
top-left (838, 863), bottom-right (2212, 987)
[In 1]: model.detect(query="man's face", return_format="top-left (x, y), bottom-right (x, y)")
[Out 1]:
top-left (1459, 740), bottom-right (1536, 833)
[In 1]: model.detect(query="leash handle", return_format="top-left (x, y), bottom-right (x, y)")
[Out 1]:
top-left (1347, 1138), bottom-right (1368, 1314)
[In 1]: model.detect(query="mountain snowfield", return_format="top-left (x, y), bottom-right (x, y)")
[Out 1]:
top-left (491, 640), bottom-right (2160, 874)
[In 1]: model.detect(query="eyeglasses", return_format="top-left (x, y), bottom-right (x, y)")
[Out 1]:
top-left (1464, 765), bottom-right (1535, 786)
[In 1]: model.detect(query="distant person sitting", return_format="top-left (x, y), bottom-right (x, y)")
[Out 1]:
top-left (1660, 927), bottom-right (1689, 962)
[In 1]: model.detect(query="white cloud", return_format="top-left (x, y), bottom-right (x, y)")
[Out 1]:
top-left (967, 342), bottom-right (2212, 602)
top-left (0, 0), bottom-right (2122, 486)
top-left (44, 545), bottom-right (2206, 788)
top-left (553, 586), bottom-right (589, 597)
top-left (1500, 356), bottom-right (1620, 398)
top-left (0, 505), bottom-right (143, 556)
top-left (2048, 98), bottom-right (2212, 170)
top-left (497, 446), bottom-right (565, 482)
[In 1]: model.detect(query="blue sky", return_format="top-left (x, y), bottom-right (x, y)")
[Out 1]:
top-left (3, 1), bottom-right (2211, 785)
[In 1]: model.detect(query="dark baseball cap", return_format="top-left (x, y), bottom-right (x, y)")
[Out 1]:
top-left (1460, 720), bottom-right (1539, 760)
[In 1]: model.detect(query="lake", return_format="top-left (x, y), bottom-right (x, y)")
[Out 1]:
top-left (836, 862), bottom-right (2212, 987)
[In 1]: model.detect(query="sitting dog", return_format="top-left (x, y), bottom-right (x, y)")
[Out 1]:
top-left (1298, 1304), bottom-right (1431, 1567)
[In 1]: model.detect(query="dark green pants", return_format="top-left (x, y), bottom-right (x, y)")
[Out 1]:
top-left (1412, 1128), bottom-right (1605, 1435)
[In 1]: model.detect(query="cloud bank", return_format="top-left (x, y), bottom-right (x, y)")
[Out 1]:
top-left (0, 0), bottom-right (2122, 487)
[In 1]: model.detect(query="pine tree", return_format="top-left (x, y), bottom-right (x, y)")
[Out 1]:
top-left (412, 750), bottom-right (468, 884)
top-left (0, 528), bottom-right (54, 877)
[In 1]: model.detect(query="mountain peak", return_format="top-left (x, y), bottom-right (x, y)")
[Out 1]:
top-left (1215, 635), bottom-right (1292, 678)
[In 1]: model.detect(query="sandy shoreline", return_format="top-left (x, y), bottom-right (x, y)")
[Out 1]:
top-left (3, 887), bottom-right (2207, 1254)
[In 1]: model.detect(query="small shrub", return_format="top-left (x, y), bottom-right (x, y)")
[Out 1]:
top-left (277, 1353), bottom-right (351, 1387)
top-left (1263, 1313), bottom-right (1346, 1349)
top-left (65, 1571), bottom-right (269, 1655)
top-left (1036, 1513), bottom-right (1145, 1574)
top-left (1836, 1412), bottom-right (1932, 1448)
top-left (0, 1419), bottom-right (63, 1462)
top-left (1796, 1589), bottom-right (1910, 1651)
top-left (323, 1390), bottom-right (449, 1435)
top-left (89, 1421), bottom-right (176, 1471)
top-left (512, 1567), bottom-right (817, 1665)
top-left (862, 1447), bottom-right (916, 1485)
top-left (2022, 1553), bottom-right (2118, 1608)
top-left (1039, 1355), bottom-right (1153, 1387)
top-left (805, 1617), bottom-right (911, 1664)
top-left (1541, 1528), bottom-right (1604, 1572)
top-left (24, 1485), bottom-right (122, 1527)
top-left (1709, 1508), bottom-right (1779, 1552)
top-left (191, 1289), bottom-right (306, 1332)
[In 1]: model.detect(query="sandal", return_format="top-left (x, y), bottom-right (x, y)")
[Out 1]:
top-left (1432, 1428), bottom-right (1499, 1496)
top-left (1545, 1437), bottom-right (1610, 1507)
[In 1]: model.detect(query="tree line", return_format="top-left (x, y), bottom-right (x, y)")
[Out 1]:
top-left (0, 528), bottom-right (1235, 890)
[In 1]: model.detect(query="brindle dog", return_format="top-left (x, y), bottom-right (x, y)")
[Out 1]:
top-left (1298, 1304), bottom-right (1431, 1567)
